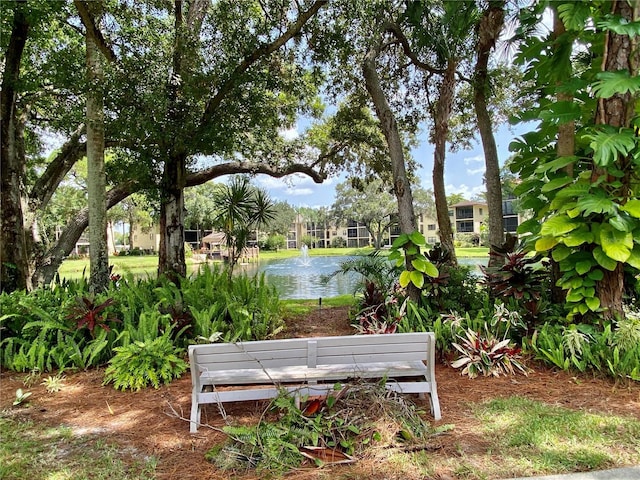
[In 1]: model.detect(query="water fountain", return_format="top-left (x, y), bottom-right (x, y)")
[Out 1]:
top-left (299, 244), bottom-right (311, 266)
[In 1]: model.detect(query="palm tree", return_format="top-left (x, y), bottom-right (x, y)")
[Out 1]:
top-left (213, 176), bottom-right (276, 277)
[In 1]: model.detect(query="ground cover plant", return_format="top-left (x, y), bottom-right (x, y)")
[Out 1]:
top-left (1, 322), bottom-right (639, 480)
top-left (0, 265), bottom-right (283, 379)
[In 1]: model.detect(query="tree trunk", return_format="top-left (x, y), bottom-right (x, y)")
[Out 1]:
top-left (594, 0), bottom-right (639, 319)
top-left (474, 1), bottom-right (505, 268)
top-left (363, 41), bottom-right (419, 300)
top-left (158, 154), bottom-right (187, 281)
top-left (0, 1), bottom-right (31, 293)
top-left (549, 7), bottom-right (574, 304)
top-left (86, 20), bottom-right (109, 292)
top-left (432, 60), bottom-right (458, 266)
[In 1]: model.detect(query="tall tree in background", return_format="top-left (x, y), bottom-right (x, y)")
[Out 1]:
top-left (473, 0), bottom-right (506, 267)
top-left (0, 0), bottom-right (31, 292)
top-left (332, 179), bottom-right (397, 248)
top-left (76, 0), bottom-right (110, 292)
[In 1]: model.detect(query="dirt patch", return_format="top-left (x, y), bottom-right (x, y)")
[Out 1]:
top-left (1, 307), bottom-right (639, 480)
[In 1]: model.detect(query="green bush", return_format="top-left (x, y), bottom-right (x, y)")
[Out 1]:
top-left (261, 234), bottom-right (286, 251)
top-left (331, 236), bottom-right (347, 248)
top-left (531, 318), bottom-right (640, 381)
top-left (103, 330), bottom-right (188, 391)
top-left (1, 265), bottom-right (283, 376)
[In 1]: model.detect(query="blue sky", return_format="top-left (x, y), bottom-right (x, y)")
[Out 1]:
top-left (255, 122), bottom-right (525, 208)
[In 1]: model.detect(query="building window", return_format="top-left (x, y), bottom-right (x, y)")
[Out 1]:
top-left (479, 208), bottom-right (483, 215)
top-left (427, 236), bottom-right (437, 244)
top-left (456, 206), bottom-right (473, 219)
top-left (503, 199), bottom-right (516, 215)
top-left (427, 224), bottom-right (436, 231)
top-left (503, 216), bottom-right (519, 233)
top-left (457, 220), bottom-right (474, 233)
top-left (448, 209), bottom-right (454, 217)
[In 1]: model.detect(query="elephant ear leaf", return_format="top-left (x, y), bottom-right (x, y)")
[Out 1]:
top-left (621, 199), bottom-right (640, 218)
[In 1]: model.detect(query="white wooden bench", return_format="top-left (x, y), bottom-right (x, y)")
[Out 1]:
top-left (188, 332), bottom-right (441, 432)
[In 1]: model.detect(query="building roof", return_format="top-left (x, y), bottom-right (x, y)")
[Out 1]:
top-left (451, 201), bottom-right (487, 207)
top-left (201, 231), bottom-right (226, 244)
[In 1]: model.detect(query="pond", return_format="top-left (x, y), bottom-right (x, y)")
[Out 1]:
top-left (236, 254), bottom-right (487, 300)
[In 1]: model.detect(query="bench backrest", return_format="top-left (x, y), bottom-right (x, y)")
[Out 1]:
top-left (188, 332), bottom-right (433, 373)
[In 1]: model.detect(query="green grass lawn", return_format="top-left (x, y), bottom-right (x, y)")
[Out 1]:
top-left (0, 417), bottom-right (157, 480)
top-left (57, 246), bottom-right (489, 281)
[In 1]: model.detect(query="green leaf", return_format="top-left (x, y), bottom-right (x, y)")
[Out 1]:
top-left (535, 236), bottom-right (558, 251)
top-left (409, 231), bottom-right (426, 247)
top-left (562, 229), bottom-right (593, 247)
top-left (557, 2), bottom-right (591, 30)
top-left (535, 155), bottom-right (578, 174)
top-left (609, 213), bottom-right (633, 232)
top-left (586, 129), bottom-right (636, 167)
top-left (541, 176), bottom-right (572, 193)
top-left (554, 182), bottom-right (591, 199)
top-left (539, 102), bottom-right (582, 125)
top-left (585, 296), bottom-right (600, 311)
top-left (600, 224), bottom-right (633, 262)
top-left (392, 234), bottom-right (410, 249)
top-left (411, 256), bottom-right (428, 273)
top-left (626, 246), bottom-right (640, 269)
top-left (593, 246), bottom-right (619, 271)
top-left (598, 15), bottom-right (640, 38)
top-left (592, 70), bottom-right (640, 98)
top-left (552, 244), bottom-right (572, 262)
top-left (566, 290), bottom-right (584, 303)
top-left (410, 270), bottom-right (424, 288)
top-left (423, 262), bottom-right (439, 278)
top-left (399, 270), bottom-right (411, 288)
top-left (587, 269), bottom-right (604, 281)
top-left (575, 260), bottom-right (593, 275)
top-left (540, 215), bottom-right (580, 236)
top-left (576, 195), bottom-right (617, 216)
top-left (621, 199), bottom-right (640, 218)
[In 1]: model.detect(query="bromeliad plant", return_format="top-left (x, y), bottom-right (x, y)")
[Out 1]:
top-left (450, 304), bottom-right (530, 379)
top-left (65, 295), bottom-right (119, 338)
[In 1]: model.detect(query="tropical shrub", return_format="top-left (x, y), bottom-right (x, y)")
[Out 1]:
top-left (1, 265), bottom-right (284, 375)
top-left (449, 304), bottom-right (529, 378)
top-left (103, 329), bottom-right (188, 391)
top-left (331, 236), bottom-right (347, 248)
top-left (531, 316), bottom-right (640, 381)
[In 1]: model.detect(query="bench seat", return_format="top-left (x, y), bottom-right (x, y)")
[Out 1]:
top-left (188, 332), bottom-right (441, 432)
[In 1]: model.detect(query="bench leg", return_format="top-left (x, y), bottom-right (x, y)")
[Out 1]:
top-left (429, 383), bottom-right (442, 421)
top-left (190, 395), bottom-right (201, 433)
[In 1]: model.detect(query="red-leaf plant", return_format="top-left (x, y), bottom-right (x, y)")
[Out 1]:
top-left (66, 295), bottom-right (120, 338)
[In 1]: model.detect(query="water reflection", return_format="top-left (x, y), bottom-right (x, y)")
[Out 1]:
top-left (234, 255), bottom-right (487, 300)
top-left (238, 255), bottom-right (359, 300)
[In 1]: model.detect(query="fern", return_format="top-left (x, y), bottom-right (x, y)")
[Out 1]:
top-left (103, 330), bottom-right (187, 391)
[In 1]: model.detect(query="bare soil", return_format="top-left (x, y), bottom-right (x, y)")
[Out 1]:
top-left (1, 306), bottom-right (639, 480)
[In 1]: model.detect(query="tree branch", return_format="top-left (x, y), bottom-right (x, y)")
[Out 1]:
top-left (186, 161), bottom-right (326, 187)
top-left (384, 22), bottom-right (446, 74)
top-left (73, 0), bottom-right (118, 64)
top-left (199, 0), bottom-right (327, 129)
top-left (29, 124), bottom-right (86, 211)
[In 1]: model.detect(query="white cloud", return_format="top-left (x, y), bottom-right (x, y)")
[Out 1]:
top-left (446, 183), bottom-right (485, 199)
top-left (288, 188), bottom-right (314, 196)
top-left (467, 166), bottom-right (485, 175)
top-left (463, 154), bottom-right (484, 165)
top-left (279, 126), bottom-right (299, 141)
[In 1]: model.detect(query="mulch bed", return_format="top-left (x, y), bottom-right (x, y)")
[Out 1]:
top-left (1, 306), bottom-right (639, 480)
